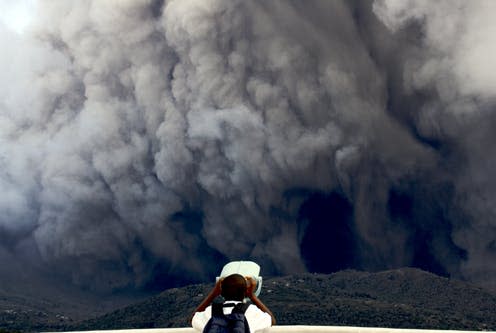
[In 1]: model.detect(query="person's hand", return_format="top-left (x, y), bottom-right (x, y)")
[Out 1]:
top-left (245, 276), bottom-right (257, 296)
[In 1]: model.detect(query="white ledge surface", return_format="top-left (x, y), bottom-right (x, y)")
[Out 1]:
top-left (55, 326), bottom-right (494, 333)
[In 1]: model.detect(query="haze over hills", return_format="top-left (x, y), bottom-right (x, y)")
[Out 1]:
top-left (0, 266), bottom-right (149, 333)
top-left (2, 268), bottom-right (495, 332)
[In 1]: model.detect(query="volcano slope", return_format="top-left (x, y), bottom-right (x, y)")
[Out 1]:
top-left (64, 268), bottom-right (496, 332)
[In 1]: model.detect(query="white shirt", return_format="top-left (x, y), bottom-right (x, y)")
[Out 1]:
top-left (192, 301), bottom-right (272, 333)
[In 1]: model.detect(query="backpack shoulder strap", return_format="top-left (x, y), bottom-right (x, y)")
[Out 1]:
top-left (232, 302), bottom-right (250, 314)
top-left (212, 302), bottom-right (225, 317)
top-left (202, 303), bottom-right (229, 333)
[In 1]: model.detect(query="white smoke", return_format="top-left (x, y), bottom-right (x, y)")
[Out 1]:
top-left (0, 0), bottom-right (494, 291)
top-left (373, 0), bottom-right (496, 101)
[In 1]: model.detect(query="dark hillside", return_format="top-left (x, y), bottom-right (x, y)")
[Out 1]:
top-left (67, 268), bottom-right (496, 332)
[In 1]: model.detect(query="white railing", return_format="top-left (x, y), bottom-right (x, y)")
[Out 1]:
top-left (58, 326), bottom-right (493, 333)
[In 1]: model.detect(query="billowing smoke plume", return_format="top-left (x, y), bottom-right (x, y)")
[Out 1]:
top-left (1, 0), bottom-right (495, 292)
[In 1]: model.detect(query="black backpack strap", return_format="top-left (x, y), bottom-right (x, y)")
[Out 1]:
top-left (232, 302), bottom-right (250, 314)
top-left (212, 301), bottom-right (225, 317)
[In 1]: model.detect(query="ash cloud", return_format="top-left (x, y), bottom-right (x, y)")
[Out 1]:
top-left (0, 0), bottom-right (495, 292)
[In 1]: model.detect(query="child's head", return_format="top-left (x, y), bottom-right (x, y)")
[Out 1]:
top-left (221, 274), bottom-right (247, 301)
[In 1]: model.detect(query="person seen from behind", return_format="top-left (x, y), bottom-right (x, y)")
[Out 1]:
top-left (191, 273), bottom-right (276, 332)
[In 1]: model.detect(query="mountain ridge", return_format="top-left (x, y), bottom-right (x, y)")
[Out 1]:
top-left (1, 268), bottom-right (496, 332)
top-left (70, 268), bottom-right (496, 332)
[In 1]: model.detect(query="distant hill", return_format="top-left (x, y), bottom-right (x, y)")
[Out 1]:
top-left (0, 288), bottom-right (144, 333)
top-left (1, 268), bottom-right (496, 332)
top-left (66, 268), bottom-right (496, 332)
top-left (0, 271), bottom-right (147, 333)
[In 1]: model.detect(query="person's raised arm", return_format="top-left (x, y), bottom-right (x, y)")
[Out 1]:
top-left (190, 279), bottom-right (222, 320)
top-left (246, 277), bottom-right (276, 325)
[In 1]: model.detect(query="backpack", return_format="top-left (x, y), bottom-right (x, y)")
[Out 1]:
top-left (202, 301), bottom-right (251, 333)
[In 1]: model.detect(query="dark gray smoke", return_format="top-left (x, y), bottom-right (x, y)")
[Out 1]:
top-left (1, 0), bottom-right (495, 293)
